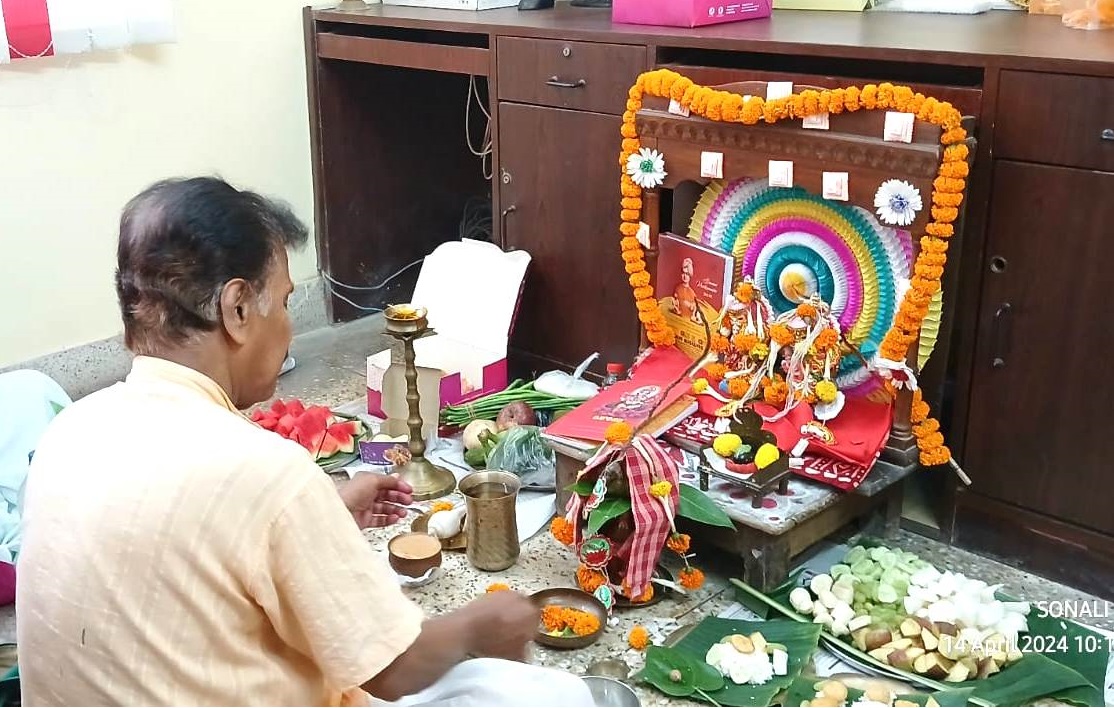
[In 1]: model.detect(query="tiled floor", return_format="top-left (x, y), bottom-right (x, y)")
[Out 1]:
top-left (6, 314), bottom-right (1110, 703)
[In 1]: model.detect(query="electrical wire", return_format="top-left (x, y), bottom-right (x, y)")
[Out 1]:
top-left (319, 256), bottom-right (427, 313)
top-left (465, 74), bottom-right (493, 181)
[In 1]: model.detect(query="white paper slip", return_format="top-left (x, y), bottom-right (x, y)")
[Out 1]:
top-left (823, 172), bottom-right (850, 201)
top-left (766, 81), bottom-right (794, 101)
top-left (769, 160), bottom-right (794, 188)
top-left (884, 111), bottom-right (916, 143)
top-left (668, 99), bottom-right (690, 117)
top-left (700, 151), bottom-right (724, 179)
top-left (636, 222), bottom-right (652, 249)
top-left (802, 112), bottom-right (830, 130)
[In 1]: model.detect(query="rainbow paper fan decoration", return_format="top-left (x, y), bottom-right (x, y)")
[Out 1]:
top-left (688, 178), bottom-right (944, 390)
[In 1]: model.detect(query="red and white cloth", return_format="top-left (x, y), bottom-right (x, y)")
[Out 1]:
top-left (0, 0), bottom-right (174, 63)
top-left (565, 434), bottom-right (680, 598)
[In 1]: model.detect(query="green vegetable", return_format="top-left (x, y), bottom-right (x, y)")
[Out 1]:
top-left (440, 379), bottom-right (583, 427)
top-left (463, 446), bottom-right (487, 468)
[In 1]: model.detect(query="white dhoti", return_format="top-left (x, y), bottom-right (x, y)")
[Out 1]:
top-left (373, 658), bottom-right (597, 707)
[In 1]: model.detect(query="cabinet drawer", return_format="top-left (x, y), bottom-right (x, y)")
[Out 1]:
top-left (497, 37), bottom-right (645, 115)
top-left (996, 70), bottom-right (1114, 172)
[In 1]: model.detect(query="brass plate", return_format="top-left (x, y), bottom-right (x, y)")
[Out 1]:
top-left (411, 512), bottom-right (466, 551)
top-left (530, 587), bottom-right (608, 650)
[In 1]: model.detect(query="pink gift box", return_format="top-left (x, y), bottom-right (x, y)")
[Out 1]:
top-left (613, 0), bottom-right (772, 28)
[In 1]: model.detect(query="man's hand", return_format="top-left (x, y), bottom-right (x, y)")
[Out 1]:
top-left (339, 473), bottom-right (414, 528)
top-left (460, 591), bottom-right (538, 661)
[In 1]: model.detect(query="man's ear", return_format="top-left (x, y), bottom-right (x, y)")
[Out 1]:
top-left (218, 278), bottom-right (254, 345)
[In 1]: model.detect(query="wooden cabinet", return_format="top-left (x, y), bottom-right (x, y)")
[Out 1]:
top-left (498, 103), bottom-right (640, 375)
top-left (963, 162), bottom-right (1114, 535)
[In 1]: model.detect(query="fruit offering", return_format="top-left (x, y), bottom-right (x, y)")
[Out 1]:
top-left (704, 631), bottom-right (789, 686)
top-left (801, 678), bottom-right (937, 707)
top-left (788, 544), bottom-right (1029, 682)
top-left (250, 398), bottom-right (366, 462)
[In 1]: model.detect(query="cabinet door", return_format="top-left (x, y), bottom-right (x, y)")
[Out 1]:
top-left (498, 102), bottom-right (639, 374)
top-left (964, 161), bottom-right (1114, 534)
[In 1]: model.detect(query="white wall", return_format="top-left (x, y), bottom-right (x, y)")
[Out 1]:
top-left (0, 0), bottom-right (321, 367)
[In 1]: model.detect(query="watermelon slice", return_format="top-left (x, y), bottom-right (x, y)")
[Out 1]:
top-left (252, 398), bottom-right (366, 462)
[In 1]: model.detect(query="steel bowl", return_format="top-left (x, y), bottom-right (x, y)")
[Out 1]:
top-left (530, 587), bottom-right (607, 650)
top-left (581, 676), bottom-right (641, 707)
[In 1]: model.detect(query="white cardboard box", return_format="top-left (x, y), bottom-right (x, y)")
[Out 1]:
top-left (380, 0), bottom-right (519, 10)
top-left (367, 239), bottom-right (531, 429)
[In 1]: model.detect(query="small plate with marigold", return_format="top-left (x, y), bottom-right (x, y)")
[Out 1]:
top-left (530, 588), bottom-right (608, 650)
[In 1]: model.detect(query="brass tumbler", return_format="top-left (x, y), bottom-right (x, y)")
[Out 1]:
top-left (460, 470), bottom-right (521, 571)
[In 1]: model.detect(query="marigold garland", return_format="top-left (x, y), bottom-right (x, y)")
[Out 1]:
top-left (629, 625), bottom-right (651, 650)
top-left (550, 516), bottom-right (574, 546)
top-left (618, 69), bottom-right (970, 468)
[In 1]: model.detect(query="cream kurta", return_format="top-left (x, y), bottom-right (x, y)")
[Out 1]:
top-left (16, 356), bottom-right (424, 706)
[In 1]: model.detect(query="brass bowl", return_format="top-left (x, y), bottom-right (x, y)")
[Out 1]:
top-left (387, 531), bottom-right (443, 578)
top-left (530, 587), bottom-right (608, 650)
top-left (384, 304), bottom-right (429, 334)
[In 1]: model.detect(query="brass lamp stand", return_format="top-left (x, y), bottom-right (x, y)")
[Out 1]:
top-left (383, 305), bottom-right (458, 501)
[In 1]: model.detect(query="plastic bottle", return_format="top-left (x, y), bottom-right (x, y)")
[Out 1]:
top-left (602, 362), bottom-right (627, 387)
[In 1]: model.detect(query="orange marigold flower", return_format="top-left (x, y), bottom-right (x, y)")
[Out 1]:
top-left (710, 335), bottom-right (729, 353)
top-left (732, 333), bottom-right (758, 352)
top-left (679, 567), bottom-right (705, 590)
top-left (620, 208), bottom-right (641, 221)
top-left (624, 259), bottom-right (646, 275)
top-left (813, 328), bottom-right (839, 351)
top-left (486, 582), bottom-right (511, 593)
top-left (550, 516), bottom-right (574, 546)
top-left (628, 625), bottom-right (650, 650)
top-left (541, 606), bottom-right (600, 637)
top-left (734, 281), bottom-right (755, 303)
top-left (605, 421), bottom-right (634, 445)
top-left (576, 565), bottom-right (606, 593)
top-left (705, 363), bottom-right (727, 380)
top-left (621, 197), bottom-right (643, 211)
top-left (620, 236), bottom-right (641, 252)
top-left (769, 323), bottom-right (795, 347)
top-left (764, 379), bottom-right (789, 406)
top-left (619, 220), bottom-right (640, 235)
top-left (629, 271), bottom-right (651, 288)
top-left (621, 581), bottom-right (654, 604)
top-left (430, 501), bottom-right (454, 514)
top-left (633, 286), bottom-right (654, 300)
top-left (667, 533), bottom-right (691, 554)
top-left (621, 249), bottom-right (644, 264)
top-left (796, 303), bottom-right (818, 319)
top-left (636, 298), bottom-right (659, 314)
top-left (727, 377), bottom-right (750, 399)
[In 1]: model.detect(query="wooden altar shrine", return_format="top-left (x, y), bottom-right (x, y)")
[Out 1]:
top-left (624, 79), bottom-right (977, 588)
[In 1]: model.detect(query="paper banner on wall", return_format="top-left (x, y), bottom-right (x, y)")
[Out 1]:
top-left (0, 0), bottom-right (176, 64)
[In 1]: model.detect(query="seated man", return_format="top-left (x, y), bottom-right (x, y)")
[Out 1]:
top-left (16, 177), bottom-right (594, 707)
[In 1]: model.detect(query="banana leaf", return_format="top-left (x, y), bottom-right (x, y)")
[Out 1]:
top-left (664, 618), bottom-right (823, 706)
top-left (783, 676), bottom-right (975, 707)
top-left (1011, 594), bottom-right (1109, 706)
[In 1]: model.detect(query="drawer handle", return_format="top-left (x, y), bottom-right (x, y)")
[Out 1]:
top-left (545, 76), bottom-right (586, 89)
top-left (1103, 128), bottom-right (1114, 141)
